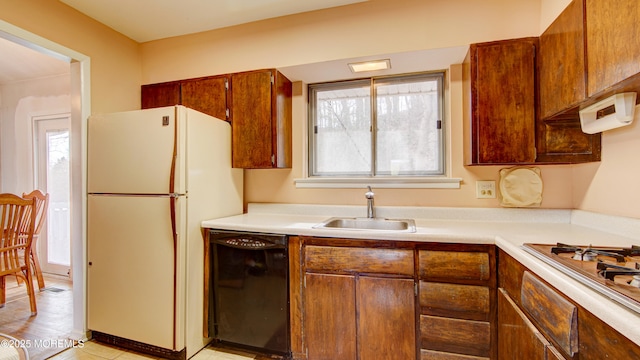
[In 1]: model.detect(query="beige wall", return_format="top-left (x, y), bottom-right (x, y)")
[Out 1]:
top-left (141, 0), bottom-right (578, 211)
top-left (573, 110), bottom-right (640, 218)
top-left (140, 0), bottom-right (542, 83)
top-left (1, 0), bottom-right (141, 114)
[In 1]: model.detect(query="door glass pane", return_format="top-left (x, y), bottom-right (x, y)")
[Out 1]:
top-left (46, 129), bottom-right (70, 266)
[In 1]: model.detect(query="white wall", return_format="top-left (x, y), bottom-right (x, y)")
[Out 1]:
top-left (0, 74), bottom-right (70, 194)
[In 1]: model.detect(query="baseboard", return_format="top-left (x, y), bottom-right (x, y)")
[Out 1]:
top-left (91, 331), bottom-right (186, 360)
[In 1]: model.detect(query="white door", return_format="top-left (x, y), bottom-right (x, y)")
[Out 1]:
top-left (35, 116), bottom-right (71, 276)
top-left (87, 106), bottom-right (185, 195)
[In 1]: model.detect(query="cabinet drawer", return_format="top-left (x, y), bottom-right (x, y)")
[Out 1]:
top-left (419, 251), bottom-right (490, 281)
top-left (420, 315), bottom-right (491, 358)
top-left (521, 271), bottom-right (578, 356)
top-left (420, 282), bottom-right (490, 320)
top-left (421, 349), bottom-right (488, 360)
top-left (304, 246), bottom-right (414, 276)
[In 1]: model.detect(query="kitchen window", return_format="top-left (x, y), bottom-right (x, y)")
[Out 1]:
top-left (307, 72), bottom-right (445, 181)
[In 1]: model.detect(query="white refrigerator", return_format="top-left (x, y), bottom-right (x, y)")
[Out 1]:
top-left (87, 106), bottom-right (243, 357)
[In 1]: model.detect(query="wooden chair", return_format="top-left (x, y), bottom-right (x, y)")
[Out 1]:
top-left (0, 193), bottom-right (37, 315)
top-left (22, 190), bottom-right (49, 290)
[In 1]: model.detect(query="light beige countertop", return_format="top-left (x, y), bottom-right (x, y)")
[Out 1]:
top-left (202, 203), bottom-right (640, 346)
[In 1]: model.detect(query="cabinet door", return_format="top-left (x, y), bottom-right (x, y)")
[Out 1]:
top-left (304, 273), bottom-right (416, 360)
top-left (358, 276), bottom-right (416, 360)
top-left (498, 288), bottom-right (548, 360)
top-left (539, 0), bottom-right (586, 119)
top-left (141, 81), bottom-right (181, 109)
top-left (586, 0), bottom-right (640, 96)
top-left (230, 70), bottom-right (274, 168)
top-left (304, 273), bottom-right (357, 360)
top-left (468, 38), bottom-right (537, 164)
top-left (181, 75), bottom-right (228, 120)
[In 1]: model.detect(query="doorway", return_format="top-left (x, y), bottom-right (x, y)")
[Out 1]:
top-left (0, 19), bottom-right (91, 342)
top-left (34, 115), bottom-right (71, 277)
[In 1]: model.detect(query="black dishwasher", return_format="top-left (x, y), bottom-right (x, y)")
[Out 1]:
top-left (209, 230), bottom-right (290, 356)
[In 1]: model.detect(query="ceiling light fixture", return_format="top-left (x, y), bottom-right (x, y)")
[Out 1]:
top-left (348, 59), bottom-right (391, 73)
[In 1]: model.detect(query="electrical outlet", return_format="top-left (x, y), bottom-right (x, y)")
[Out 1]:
top-left (476, 180), bottom-right (496, 199)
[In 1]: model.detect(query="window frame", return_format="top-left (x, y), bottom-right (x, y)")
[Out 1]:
top-left (307, 71), bottom-right (447, 179)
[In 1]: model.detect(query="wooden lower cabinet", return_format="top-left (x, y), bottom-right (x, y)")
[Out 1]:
top-left (300, 240), bottom-right (416, 360)
top-left (358, 276), bottom-right (416, 359)
top-left (304, 273), bottom-right (416, 360)
top-left (498, 249), bottom-right (640, 359)
top-left (304, 273), bottom-right (357, 359)
top-left (498, 288), bottom-right (560, 359)
top-left (293, 240), bottom-right (498, 360)
top-left (418, 245), bottom-right (496, 359)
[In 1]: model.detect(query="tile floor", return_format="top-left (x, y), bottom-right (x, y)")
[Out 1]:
top-left (3, 274), bottom-right (258, 360)
top-left (48, 341), bottom-right (256, 360)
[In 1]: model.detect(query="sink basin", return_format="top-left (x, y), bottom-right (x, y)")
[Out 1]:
top-left (313, 217), bottom-right (416, 232)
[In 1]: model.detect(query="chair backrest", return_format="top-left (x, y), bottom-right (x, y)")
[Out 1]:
top-left (22, 190), bottom-right (49, 236)
top-left (0, 193), bottom-right (36, 276)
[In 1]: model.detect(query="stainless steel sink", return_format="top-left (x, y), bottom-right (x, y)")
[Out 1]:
top-left (313, 217), bottom-right (416, 232)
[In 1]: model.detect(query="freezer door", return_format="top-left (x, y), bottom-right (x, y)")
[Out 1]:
top-left (87, 194), bottom-right (186, 350)
top-left (88, 106), bottom-right (186, 194)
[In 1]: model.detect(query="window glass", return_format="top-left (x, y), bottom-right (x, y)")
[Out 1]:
top-left (309, 72), bottom-right (444, 177)
top-left (375, 74), bottom-right (443, 175)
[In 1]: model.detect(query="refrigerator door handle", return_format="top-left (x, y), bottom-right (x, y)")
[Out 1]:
top-left (169, 194), bottom-right (178, 350)
top-left (169, 108), bottom-right (178, 195)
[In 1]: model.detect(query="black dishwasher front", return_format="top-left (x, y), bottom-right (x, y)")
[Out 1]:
top-left (209, 230), bottom-right (289, 356)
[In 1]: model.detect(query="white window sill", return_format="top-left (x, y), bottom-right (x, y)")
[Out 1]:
top-left (293, 177), bottom-right (462, 189)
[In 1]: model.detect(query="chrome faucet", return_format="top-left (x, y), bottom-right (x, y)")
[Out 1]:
top-left (365, 186), bottom-right (375, 218)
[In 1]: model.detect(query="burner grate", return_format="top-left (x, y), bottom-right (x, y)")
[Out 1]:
top-left (597, 262), bottom-right (640, 281)
top-left (550, 243), bottom-right (639, 262)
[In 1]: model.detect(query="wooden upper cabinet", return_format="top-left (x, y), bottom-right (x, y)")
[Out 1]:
top-left (141, 76), bottom-right (228, 120)
top-left (466, 34), bottom-right (601, 165)
top-left (536, 0), bottom-right (600, 163)
top-left (230, 69), bottom-right (292, 169)
top-left (538, 0), bottom-right (640, 118)
top-left (466, 38), bottom-right (538, 165)
top-left (586, 0), bottom-right (640, 97)
top-left (539, 0), bottom-right (586, 120)
top-left (181, 75), bottom-right (229, 120)
top-left (140, 69), bottom-right (293, 169)
top-left (141, 81), bottom-right (181, 109)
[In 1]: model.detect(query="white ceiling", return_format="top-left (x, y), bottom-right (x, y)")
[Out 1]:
top-left (59, 0), bottom-right (368, 43)
top-left (0, 35), bottom-right (70, 85)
